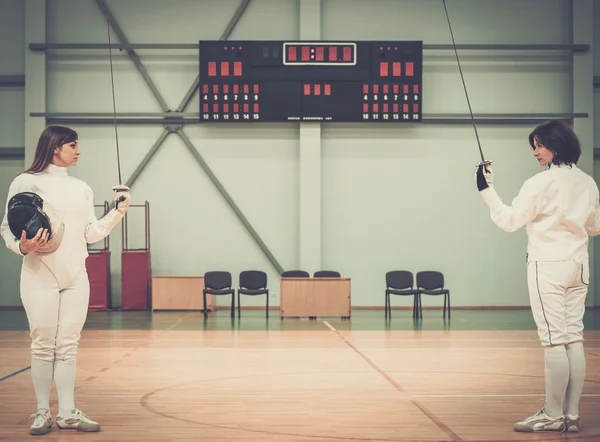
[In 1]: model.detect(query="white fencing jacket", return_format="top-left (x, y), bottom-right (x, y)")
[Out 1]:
top-left (1, 164), bottom-right (124, 286)
top-left (480, 163), bottom-right (600, 262)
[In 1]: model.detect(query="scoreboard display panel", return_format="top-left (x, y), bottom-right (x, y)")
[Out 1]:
top-left (198, 40), bottom-right (422, 123)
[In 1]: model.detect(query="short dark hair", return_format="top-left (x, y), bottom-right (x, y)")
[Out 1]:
top-left (24, 125), bottom-right (79, 174)
top-left (528, 120), bottom-right (581, 166)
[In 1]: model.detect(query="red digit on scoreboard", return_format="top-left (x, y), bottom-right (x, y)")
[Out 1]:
top-left (406, 62), bottom-right (414, 76)
top-left (302, 46), bottom-right (310, 61)
top-left (316, 47), bottom-right (324, 61)
top-left (233, 61), bottom-right (242, 76)
top-left (221, 62), bottom-right (229, 76)
top-left (208, 62), bottom-right (216, 76)
top-left (329, 47), bottom-right (337, 61)
top-left (288, 46), bottom-right (297, 61)
top-left (343, 47), bottom-right (352, 61)
top-left (380, 62), bottom-right (388, 77)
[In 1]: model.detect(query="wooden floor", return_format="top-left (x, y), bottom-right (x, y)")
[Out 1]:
top-left (0, 316), bottom-right (599, 441)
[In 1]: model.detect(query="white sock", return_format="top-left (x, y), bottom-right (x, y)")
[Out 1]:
top-left (544, 345), bottom-right (569, 419)
top-left (54, 358), bottom-right (77, 417)
top-left (565, 342), bottom-right (586, 418)
top-left (30, 357), bottom-right (54, 411)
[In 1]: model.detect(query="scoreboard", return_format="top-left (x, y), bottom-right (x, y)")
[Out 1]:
top-left (198, 40), bottom-right (422, 123)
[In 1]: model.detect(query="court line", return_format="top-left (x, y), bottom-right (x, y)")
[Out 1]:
top-left (323, 321), bottom-right (463, 442)
top-left (0, 366), bottom-right (30, 383)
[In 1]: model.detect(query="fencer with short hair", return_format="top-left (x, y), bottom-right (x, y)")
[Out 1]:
top-left (0, 125), bottom-right (130, 435)
top-left (476, 120), bottom-right (600, 433)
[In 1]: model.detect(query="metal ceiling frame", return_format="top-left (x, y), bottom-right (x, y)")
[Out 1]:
top-left (29, 43), bottom-right (591, 51)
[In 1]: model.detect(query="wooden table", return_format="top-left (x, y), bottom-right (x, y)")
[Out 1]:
top-left (151, 276), bottom-right (215, 312)
top-left (280, 277), bottom-right (351, 319)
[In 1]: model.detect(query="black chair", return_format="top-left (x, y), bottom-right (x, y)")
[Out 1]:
top-left (238, 270), bottom-right (269, 318)
top-left (416, 271), bottom-right (450, 319)
top-left (203, 271), bottom-right (235, 318)
top-left (313, 270), bottom-right (341, 277)
top-left (385, 271), bottom-right (421, 319)
top-left (281, 270), bottom-right (309, 277)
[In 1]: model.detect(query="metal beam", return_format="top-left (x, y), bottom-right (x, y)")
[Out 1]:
top-left (94, 0), bottom-right (170, 112)
top-left (176, 0), bottom-right (252, 113)
top-left (31, 112), bottom-right (589, 126)
top-left (595, 147), bottom-right (600, 158)
top-left (28, 43), bottom-right (591, 52)
top-left (0, 75), bottom-right (25, 87)
top-left (594, 76), bottom-right (600, 89)
top-left (0, 148), bottom-right (25, 158)
top-left (124, 129), bottom-right (172, 190)
top-left (176, 128), bottom-right (284, 275)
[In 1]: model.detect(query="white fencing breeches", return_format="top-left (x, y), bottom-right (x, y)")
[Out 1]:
top-left (20, 257), bottom-right (90, 363)
top-left (527, 258), bottom-right (589, 347)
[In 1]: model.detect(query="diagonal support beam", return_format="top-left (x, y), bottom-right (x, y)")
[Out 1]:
top-left (124, 128), bottom-right (173, 190)
top-left (176, 0), bottom-right (252, 112)
top-left (95, 0), bottom-right (170, 112)
top-left (176, 128), bottom-right (284, 275)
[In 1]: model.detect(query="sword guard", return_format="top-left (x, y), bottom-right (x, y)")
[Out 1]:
top-left (112, 184), bottom-right (129, 209)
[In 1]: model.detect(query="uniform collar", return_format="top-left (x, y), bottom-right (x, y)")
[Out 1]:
top-left (45, 163), bottom-right (68, 176)
top-left (548, 162), bottom-right (575, 170)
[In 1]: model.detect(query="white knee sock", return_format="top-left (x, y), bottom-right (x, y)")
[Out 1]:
top-left (30, 357), bottom-right (54, 411)
top-left (54, 358), bottom-right (77, 417)
top-left (565, 342), bottom-right (586, 418)
top-left (544, 345), bottom-right (569, 419)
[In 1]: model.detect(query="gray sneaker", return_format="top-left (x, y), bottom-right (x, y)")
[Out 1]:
top-left (29, 408), bottom-right (52, 435)
top-left (56, 408), bottom-right (101, 432)
top-left (514, 408), bottom-right (566, 432)
top-left (566, 415), bottom-right (580, 432)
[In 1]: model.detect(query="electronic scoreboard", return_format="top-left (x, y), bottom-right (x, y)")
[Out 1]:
top-left (198, 40), bottom-right (422, 123)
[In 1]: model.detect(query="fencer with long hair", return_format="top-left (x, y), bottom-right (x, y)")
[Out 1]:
top-left (476, 120), bottom-right (600, 433)
top-left (0, 125), bottom-right (130, 435)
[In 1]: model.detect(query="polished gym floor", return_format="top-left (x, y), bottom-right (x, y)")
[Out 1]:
top-left (1, 308), bottom-right (599, 441)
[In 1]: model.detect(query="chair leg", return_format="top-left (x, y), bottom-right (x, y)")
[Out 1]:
top-left (203, 292), bottom-right (207, 319)
top-left (231, 293), bottom-right (235, 318)
top-left (237, 292), bottom-right (241, 318)
top-left (385, 292), bottom-right (388, 318)
top-left (443, 294), bottom-right (447, 319)
top-left (418, 294), bottom-right (423, 319)
top-left (447, 292), bottom-right (451, 319)
top-left (266, 293), bottom-right (269, 318)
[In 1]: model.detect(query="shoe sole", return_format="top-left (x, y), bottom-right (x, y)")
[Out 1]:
top-left (57, 425), bottom-right (101, 432)
top-left (29, 426), bottom-right (51, 436)
top-left (514, 423), bottom-right (566, 433)
top-left (566, 421), bottom-right (580, 432)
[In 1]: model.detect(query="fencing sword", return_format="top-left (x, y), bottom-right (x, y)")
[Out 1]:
top-left (442, 0), bottom-right (492, 169)
top-left (107, 19), bottom-right (129, 208)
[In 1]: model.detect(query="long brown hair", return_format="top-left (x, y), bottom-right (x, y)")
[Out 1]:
top-left (24, 125), bottom-right (79, 174)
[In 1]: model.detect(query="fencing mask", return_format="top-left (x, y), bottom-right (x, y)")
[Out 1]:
top-left (7, 192), bottom-right (64, 253)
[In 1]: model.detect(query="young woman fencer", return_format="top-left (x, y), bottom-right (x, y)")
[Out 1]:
top-left (476, 119), bottom-right (600, 433)
top-left (0, 125), bottom-right (131, 435)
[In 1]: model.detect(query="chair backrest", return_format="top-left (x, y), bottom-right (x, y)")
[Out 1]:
top-left (239, 270), bottom-right (267, 289)
top-left (386, 270), bottom-right (413, 289)
top-left (416, 271), bottom-right (444, 290)
top-left (314, 270), bottom-right (341, 278)
top-left (282, 270), bottom-right (309, 277)
top-left (204, 271), bottom-right (232, 289)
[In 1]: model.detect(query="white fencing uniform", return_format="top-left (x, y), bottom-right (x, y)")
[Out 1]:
top-left (0, 163), bottom-right (126, 415)
top-left (480, 163), bottom-right (600, 347)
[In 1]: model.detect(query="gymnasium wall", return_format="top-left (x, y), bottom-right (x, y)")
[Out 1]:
top-left (0, 0), bottom-right (26, 306)
top-left (0, 0), bottom-right (597, 309)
